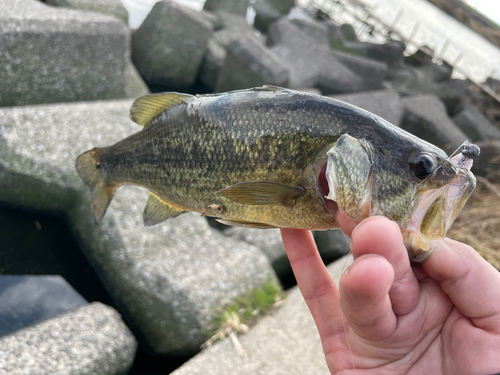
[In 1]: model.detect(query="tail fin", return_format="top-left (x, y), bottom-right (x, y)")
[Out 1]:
top-left (75, 148), bottom-right (117, 224)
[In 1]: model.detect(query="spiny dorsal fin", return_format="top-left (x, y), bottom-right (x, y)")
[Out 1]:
top-left (143, 192), bottom-right (185, 226)
top-left (218, 181), bottom-right (304, 207)
top-left (130, 92), bottom-right (193, 127)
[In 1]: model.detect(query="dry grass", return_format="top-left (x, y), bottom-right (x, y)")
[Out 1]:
top-left (447, 180), bottom-right (500, 270)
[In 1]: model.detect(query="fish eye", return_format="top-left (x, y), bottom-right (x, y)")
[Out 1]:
top-left (410, 153), bottom-right (436, 180)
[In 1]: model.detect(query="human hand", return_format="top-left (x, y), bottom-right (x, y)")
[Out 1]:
top-left (280, 215), bottom-right (500, 374)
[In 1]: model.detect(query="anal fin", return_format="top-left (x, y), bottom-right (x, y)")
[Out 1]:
top-left (143, 192), bottom-right (185, 226)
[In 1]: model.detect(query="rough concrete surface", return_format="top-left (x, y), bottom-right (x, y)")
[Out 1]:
top-left (0, 0), bottom-right (130, 107)
top-left (0, 302), bottom-right (137, 375)
top-left (172, 256), bottom-right (352, 375)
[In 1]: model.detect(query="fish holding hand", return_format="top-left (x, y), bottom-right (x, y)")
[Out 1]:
top-left (76, 86), bottom-right (479, 263)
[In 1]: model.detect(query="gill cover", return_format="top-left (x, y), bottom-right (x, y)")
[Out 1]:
top-left (325, 134), bottom-right (374, 221)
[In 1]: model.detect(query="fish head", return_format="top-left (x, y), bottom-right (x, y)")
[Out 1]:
top-left (402, 145), bottom-right (477, 263)
top-left (324, 135), bottom-right (478, 263)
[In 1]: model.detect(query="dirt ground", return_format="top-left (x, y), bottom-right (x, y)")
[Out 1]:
top-left (447, 180), bottom-right (500, 270)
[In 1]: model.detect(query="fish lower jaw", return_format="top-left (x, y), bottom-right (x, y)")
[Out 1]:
top-left (403, 226), bottom-right (441, 264)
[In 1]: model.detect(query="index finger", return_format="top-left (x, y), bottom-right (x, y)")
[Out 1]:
top-left (280, 228), bottom-right (345, 339)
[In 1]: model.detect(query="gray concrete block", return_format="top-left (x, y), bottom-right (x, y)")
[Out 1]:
top-left (291, 18), bottom-right (330, 47)
top-left (266, 0), bottom-right (295, 15)
top-left (219, 227), bottom-right (289, 278)
top-left (200, 12), bottom-right (258, 90)
top-left (485, 77), bottom-right (500, 92)
top-left (288, 21), bottom-right (391, 82)
top-left (342, 40), bottom-right (406, 69)
top-left (171, 256), bottom-right (352, 375)
top-left (384, 65), bottom-right (439, 95)
top-left (436, 78), bottom-right (469, 115)
top-left (0, 275), bottom-right (87, 337)
top-left (126, 62), bottom-right (150, 99)
top-left (212, 12), bottom-right (258, 47)
top-left (330, 50), bottom-right (387, 90)
top-left (44, 0), bottom-right (129, 24)
top-left (252, 0), bottom-right (281, 34)
top-left (200, 38), bottom-right (227, 89)
top-left (452, 103), bottom-right (500, 142)
top-left (401, 95), bottom-right (468, 153)
top-left (204, 0), bottom-right (249, 16)
top-left (215, 36), bottom-right (289, 92)
top-left (404, 46), bottom-right (434, 67)
top-left (419, 60), bottom-right (453, 83)
top-left (340, 23), bottom-right (358, 42)
top-left (219, 227), bottom-right (351, 281)
top-left (0, 0), bottom-right (130, 107)
top-left (269, 17), bottom-right (387, 91)
top-left (332, 90), bottom-right (404, 126)
top-left (0, 302), bottom-right (137, 375)
top-left (473, 140), bottom-right (500, 183)
top-left (313, 229), bottom-right (351, 264)
top-left (131, 0), bottom-right (214, 87)
top-left (0, 100), bottom-right (277, 355)
top-left (386, 66), bottom-right (466, 114)
top-left (268, 18), bottom-right (362, 94)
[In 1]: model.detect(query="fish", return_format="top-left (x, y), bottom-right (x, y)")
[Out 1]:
top-left (75, 86), bottom-right (478, 263)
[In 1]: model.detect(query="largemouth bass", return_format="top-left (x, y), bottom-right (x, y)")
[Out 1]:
top-left (76, 86), bottom-right (478, 263)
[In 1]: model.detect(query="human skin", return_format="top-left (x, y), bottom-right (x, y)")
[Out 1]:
top-left (280, 214), bottom-right (500, 375)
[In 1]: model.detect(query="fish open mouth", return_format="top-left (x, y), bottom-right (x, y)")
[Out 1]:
top-left (318, 161), bottom-right (339, 216)
top-left (404, 151), bottom-right (477, 264)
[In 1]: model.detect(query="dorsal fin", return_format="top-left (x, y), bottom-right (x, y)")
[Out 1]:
top-left (130, 92), bottom-right (193, 127)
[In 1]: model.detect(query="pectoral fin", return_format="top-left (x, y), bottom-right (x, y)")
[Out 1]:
top-left (143, 192), bottom-right (185, 226)
top-left (217, 181), bottom-right (304, 207)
